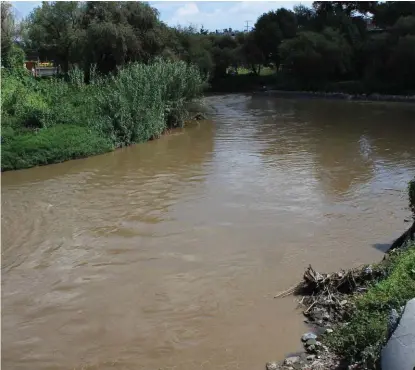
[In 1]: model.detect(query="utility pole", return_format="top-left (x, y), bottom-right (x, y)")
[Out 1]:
top-left (244, 20), bottom-right (252, 32)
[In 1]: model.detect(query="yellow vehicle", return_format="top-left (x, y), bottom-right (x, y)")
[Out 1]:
top-left (25, 60), bottom-right (58, 77)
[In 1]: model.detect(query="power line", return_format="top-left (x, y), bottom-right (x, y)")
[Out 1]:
top-left (244, 20), bottom-right (253, 32)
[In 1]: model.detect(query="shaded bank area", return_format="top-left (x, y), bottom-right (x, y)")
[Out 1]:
top-left (1, 60), bottom-right (205, 172)
top-left (209, 75), bottom-right (415, 104)
top-left (269, 179), bottom-right (415, 370)
top-left (263, 90), bottom-right (415, 104)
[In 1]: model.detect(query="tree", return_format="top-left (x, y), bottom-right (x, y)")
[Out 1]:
top-left (362, 14), bottom-right (415, 92)
top-left (313, 2), bottom-right (378, 17)
top-left (373, 1), bottom-right (415, 28)
top-left (81, 1), bottom-right (166, 74)
top-left (293, 5), bottom-right (315, 30)
top-left (280, 28), bottom-right (351, 87)
top-left (209, 34), bottom-right (239, 77)
top-left (387, 34), bottom-right (415, 90)
top-left (237, 32), bottom-right (264, 74)
top-left (26, 2), bottom-right (84, 72)
top-left (1, 2), bottom-right (16, 63)
top-left (392, 15), bottom-right (415, 36)
top-left (253, 9), bottom-right (297, 69)
top-left (168, 27), bottom-right (214, 77)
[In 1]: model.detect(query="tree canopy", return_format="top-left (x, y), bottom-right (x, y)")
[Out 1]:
top-left (2, 1), bottom-right (415, 94)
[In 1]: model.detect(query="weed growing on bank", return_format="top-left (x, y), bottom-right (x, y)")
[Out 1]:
top-left (326, 244), bottom-right (415, 368)
top-left (1, 60), bottom-right (205, 171)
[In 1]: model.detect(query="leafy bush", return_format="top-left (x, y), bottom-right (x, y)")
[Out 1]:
top-left (3, 44), bottom-right (25, 69)
top-left (1, 59), bottom-right (205, 171)
top-left (14, 91), bottom-right (50, 128)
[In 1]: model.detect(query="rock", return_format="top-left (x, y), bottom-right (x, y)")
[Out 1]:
top-left (322, 313), bottom-right (330, 321)
top-left (325, 328), bottom-right (334, 334)
top-left (284, 356), bottom-right (300, 366)
top-left (265, 362), bottom-right (278, 370)
top-left (364, 265), bottom-right (373, 275)
top-left (307, 345), bottom-right (316, 353)
top-left (381, 298), bottom-right (415, 370)
top-left (302, 332), bottom-right (317, 342)
top-left (339, 300), bottom-right (348, 306)
top-left (306, 355), bottom-right (316, 361)
top-left (306, 339), bottom-right (317, 346)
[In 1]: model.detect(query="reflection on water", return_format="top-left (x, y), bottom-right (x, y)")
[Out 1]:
top-left (2, 95), bottom-right (415, 370)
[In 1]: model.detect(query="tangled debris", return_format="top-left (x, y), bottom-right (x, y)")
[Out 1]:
top-left (274, 264), bottom-right (385, 328)
top-left (295, 264), bottom-right (385, 327)
top-left (267, 264), bottom-right (388, 369)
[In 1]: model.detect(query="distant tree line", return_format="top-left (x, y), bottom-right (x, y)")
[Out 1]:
top-left (2, 1), bottom-right (415, 93)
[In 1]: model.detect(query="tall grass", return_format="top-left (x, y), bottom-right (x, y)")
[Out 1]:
top-left (1, 60), bottom-right (205, 171)
top-left (93, 59), bottom-right (205, 146)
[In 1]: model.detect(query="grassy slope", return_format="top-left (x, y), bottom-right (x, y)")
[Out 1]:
top-left (1, 125), bottom-right (113, 171)
top-left (326, 244), bottom-right (415, 368)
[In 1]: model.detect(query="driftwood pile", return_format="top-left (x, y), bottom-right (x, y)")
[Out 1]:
top-left (275, 221), bottom-right (415, 325)
top-left (275, 264), bottom-right (385, 326)
top-left (268, 223), bottom-right (414, 369)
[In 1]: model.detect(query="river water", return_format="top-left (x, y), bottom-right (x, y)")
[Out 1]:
top-left (2, 94), bottom-right (415, 370)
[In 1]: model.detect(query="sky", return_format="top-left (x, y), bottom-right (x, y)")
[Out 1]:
top-left (11, 1), bottom-right (312, 32)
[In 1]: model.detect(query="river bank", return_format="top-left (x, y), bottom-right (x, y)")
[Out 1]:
top-left (259, 90), bottom-right (415, 104)
top-left (268, 241), bottom-right (415, 370)
top-left (1, 60), bottom-right (205, 172)
top-left (210, 75), bottom-right (415, 104)
top-left (267, 180), bottom-right (415, 370)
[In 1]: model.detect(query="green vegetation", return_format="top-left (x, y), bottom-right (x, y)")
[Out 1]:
top-left (326, 244), bottom-right (415, 368)
top-left (1, 60), bottom-right (205, 171)
top-left (1, 125), bottom-right (112, 171)
top-left (3, 1), bottom-right (415, 94)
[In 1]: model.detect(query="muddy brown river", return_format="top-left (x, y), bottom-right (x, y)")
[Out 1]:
top-left (2, 94), bottom-right (415, 370)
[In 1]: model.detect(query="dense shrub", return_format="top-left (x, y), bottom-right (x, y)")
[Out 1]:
top-left (1, 59), bottom-right (205, 171)
top-left (93, 59), bottom-right (205, 146)
top-left (2, 44), bottom-right (25, 69)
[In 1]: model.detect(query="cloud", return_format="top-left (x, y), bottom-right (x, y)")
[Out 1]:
top-left (12, 1), bottom-right (313, 33)
top-left (167, 2), bottom-right (222, 29)
top-left (176, 2), bottom-right (199, 17)
top-left (155, 1), bottom-right (312, 32)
